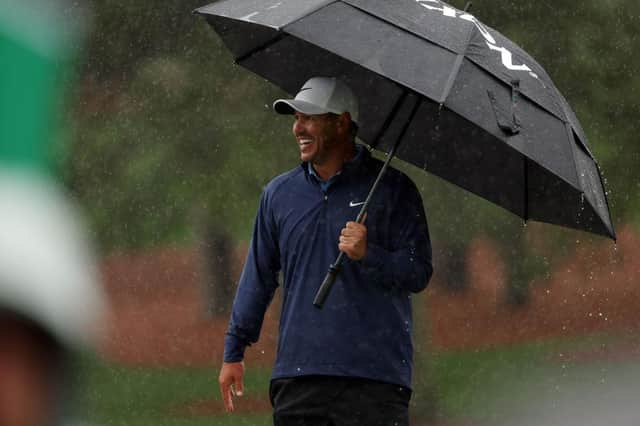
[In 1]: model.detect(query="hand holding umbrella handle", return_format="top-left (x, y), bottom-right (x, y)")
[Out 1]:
top-left (313, 176), bottom-right (372, 309)
top-left (312, 96), bottom-right (421, 309)
top-left (313, 206), bottom-right (366, 308)
top-left (312, 151), bottom-right (389, 309)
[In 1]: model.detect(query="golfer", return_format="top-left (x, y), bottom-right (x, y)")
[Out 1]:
top-left (219, 77), bottom-right (433, 425)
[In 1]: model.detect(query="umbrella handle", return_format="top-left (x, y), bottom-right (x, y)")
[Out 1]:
top-left (312, 254), bottom-right (344, 308)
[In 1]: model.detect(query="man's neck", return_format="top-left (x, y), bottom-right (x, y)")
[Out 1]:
top-left (312, 142), bottom-right (356, 181)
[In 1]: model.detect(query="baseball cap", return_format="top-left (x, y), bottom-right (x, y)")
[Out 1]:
top-left (273, 77), bottom-right (359, 124)
top-left (0, 170), bottom-right (105, 350)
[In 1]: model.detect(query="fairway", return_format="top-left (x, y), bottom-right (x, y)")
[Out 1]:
top-left (75, 331), bottom-right (640, 425)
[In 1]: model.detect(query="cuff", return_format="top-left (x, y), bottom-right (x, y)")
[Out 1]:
top-left (224, 333), bottom-right (248, 362)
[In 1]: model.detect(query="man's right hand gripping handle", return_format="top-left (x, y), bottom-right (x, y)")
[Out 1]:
top-left (219, 361), bottom-right (245, 412)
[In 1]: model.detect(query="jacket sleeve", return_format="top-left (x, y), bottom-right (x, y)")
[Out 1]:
top-left (224, 190), bottom-right (280, 362)
top-left (360, 175), bottom-right (433, 293)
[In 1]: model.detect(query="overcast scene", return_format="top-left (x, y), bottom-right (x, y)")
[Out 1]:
top-left (0, 1), bottom-right (638, 425)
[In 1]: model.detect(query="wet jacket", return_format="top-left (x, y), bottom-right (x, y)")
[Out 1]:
top-left (224, 147), bottom-right (433, 389)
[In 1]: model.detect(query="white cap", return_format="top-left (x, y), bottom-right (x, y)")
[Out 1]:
top-left (0, 170), bottom-right (105, 349)
top-left (273, 76), bottom-right (359, 124)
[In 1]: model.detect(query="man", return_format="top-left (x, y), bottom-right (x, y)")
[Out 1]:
top-left (219, 77), bottom-right (433, 425)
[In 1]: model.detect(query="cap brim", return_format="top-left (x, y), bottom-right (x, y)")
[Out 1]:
top-left (273, 99), bottom-right (331, 116)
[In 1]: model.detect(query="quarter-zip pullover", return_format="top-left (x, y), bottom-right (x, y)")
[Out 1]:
top-left (224, 146), bottom-right (433, 389)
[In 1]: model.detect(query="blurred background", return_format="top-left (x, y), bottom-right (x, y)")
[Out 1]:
top-left (4, 0), bottom-right (638, 425)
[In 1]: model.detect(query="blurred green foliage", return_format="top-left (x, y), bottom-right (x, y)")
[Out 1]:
top-left (66, 0), bottom-right (296, 250)
top-left (66, 1), bottom-right (638, 288)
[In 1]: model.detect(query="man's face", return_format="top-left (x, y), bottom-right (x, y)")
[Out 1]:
top-left (292, 112), bottom-right (340, 165)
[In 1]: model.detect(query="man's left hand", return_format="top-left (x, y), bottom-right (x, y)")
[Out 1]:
top-left (339, 220), bottom-right (367, 261)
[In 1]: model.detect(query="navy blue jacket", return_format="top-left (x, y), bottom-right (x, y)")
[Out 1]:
top-left (224, 147), bottom-right (433, 389)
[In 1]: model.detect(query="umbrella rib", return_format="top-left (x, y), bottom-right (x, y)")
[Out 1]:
top-left (283, 0), bottom-right (339, 28)
top-left (235, 33), bottom-right (288, 65)
top-left (439, 54), bottom-right (465, 106)
top-left (594, 160), bottom-right (616, 240)
top-left (564, 123), bottom-right (616, 239)
top-left (439, 19), bottom-right (476, 105)
top-left (563, 122), bottom-right (586, 194)
top-left (369, 90), bottom-right (409, 149)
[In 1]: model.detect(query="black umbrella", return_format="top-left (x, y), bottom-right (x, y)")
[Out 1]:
top-left (195, 0), bottom-right (615, 305)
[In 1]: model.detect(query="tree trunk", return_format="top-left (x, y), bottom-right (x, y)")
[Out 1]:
top-left (199, 224), bottom-right (235, 318)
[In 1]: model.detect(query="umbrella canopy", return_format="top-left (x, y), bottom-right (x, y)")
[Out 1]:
top-left (195, 0), bottom-right (615, 240)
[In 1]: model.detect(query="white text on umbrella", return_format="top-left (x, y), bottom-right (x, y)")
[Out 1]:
top-left (416, 0), bottom-right (539, 79)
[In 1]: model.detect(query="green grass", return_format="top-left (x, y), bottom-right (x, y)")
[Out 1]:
top-left (72, 332), bottom-right (640, 425)
top-left (73, 356), bottom-right (272, 425)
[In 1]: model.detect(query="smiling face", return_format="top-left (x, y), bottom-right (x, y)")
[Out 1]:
top-left (292, 112), bottom-right (342, 166)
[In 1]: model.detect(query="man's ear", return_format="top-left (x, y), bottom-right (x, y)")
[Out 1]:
top-left (338, 112), bottom-right (352, 130)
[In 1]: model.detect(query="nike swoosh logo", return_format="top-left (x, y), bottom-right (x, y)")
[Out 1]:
top-left (349, 201), bottom-right (365, 207)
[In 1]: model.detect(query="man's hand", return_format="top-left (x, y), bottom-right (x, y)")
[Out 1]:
top-left (339, 219), bottom-right (367, 260)
top-left (219, 361), bottom-right (245, 412)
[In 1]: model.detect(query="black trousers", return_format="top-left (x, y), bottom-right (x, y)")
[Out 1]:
top-left (269, 376), bottom-right (411, 426)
